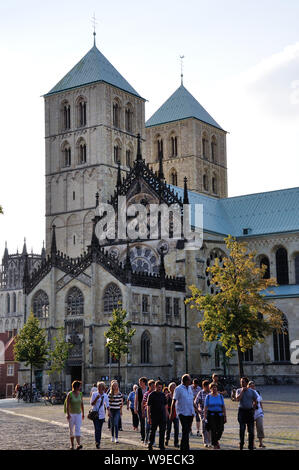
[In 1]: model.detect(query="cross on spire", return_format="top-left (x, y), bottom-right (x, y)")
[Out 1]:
top-left (180, 55), bottom-right (185, 85)
top-left (91, 13), bottom-right (98, 46)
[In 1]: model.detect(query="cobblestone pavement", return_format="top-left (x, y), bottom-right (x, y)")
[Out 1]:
top-left (0, 385), bottom-right (298, 451)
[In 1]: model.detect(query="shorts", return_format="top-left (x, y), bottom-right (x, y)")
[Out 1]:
top-left (255, 416), bottom-right (265, 439)
top-left (69, 413), bottom-right (82, 437)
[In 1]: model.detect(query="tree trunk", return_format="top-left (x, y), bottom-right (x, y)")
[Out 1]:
top-left (235, 338), bottom-right (244, 378)
top-left (118, 359), bottom-right (121, 387)
top-left (30, 364), bottom-right (33, 403)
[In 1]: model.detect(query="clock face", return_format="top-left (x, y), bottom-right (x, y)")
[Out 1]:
top-left (129, 245), bottom-right (159, 275)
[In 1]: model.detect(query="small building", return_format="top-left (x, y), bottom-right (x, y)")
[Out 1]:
top-left (0, 332), bottom-right (19, 398)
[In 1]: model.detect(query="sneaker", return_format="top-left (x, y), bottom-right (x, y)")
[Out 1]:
top-left (96, 443), bottom-right (100, 449)
top-left (148, 445), bottom-right (153, 451)
top-left (111, 437), bottom-right (115, 443)
top-left (76, 445), bottom-right (83, 450)
top-left (115, 438), bottom-right (119, 443)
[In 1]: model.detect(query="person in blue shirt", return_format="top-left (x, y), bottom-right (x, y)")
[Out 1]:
top-left (127, 384), bottom-right (139, 430)
top-left (236, 377), bottom-right (258, 450)
top-left (204, 382), bottom-right (227, 449)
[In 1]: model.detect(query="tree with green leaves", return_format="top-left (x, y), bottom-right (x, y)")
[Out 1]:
top-left (104, 306), bottom-right (136, 384)
top-left (47, 327), bottom-right (73, 391)
top-left (186, 235), bottom-right (284, 378)
top-left (14, 312), bottom-right (49, 400)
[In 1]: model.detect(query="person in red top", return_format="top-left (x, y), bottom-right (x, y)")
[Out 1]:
top-left (165, 382), bottom-right (179, 448)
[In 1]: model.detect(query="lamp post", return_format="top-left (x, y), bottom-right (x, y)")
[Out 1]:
top-left (106, 337), bottom-right (112, 383)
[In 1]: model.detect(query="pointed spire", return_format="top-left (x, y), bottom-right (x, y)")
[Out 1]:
top-left (159, 246), bottom-right (166, 287)
top-left (180, 55), bottom-right (185, 86)
top-left (2, 242), bottom-right (9, 266)
top-left (51, 225), bottom-right (57, 256)
top-left (22, 254), bottom-right (30, 294)
top-left (92, 13), bottom-right (97, 47)
top-left (136, 133), bottom-right (142, 161)
top-left (41, 241), bottom-right (46, 260)
top-left (183, 176), bottom-right (189, 204)
top-left (22, 238), bottom-right (27, 256)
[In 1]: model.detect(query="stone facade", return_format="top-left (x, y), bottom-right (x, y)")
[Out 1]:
top-left (1, 41), bottom-right (298, 392)
top-left (45, 81), bottom-right (145, 258)
top-left (144, 117), bottom-right (227, 198)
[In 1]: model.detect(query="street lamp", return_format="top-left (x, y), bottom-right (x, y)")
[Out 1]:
top-left (106, 337), bottom-right (112, 383)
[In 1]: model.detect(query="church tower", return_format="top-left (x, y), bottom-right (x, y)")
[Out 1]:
top-left (144, 83), bottom-right (227, 198)
top-left (44, 39), bottom-right (145, 257)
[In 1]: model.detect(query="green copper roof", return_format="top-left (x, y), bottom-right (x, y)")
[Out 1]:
top-left (146, 84), bottom-right (224, 130)
top-left (45, 45), bottom-right (142, 98)
top-left (169, 185), bottom-right (299, 237)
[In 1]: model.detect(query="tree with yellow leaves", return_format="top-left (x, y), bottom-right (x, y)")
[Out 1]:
top-left (186, 235), bottom-right (284, 377)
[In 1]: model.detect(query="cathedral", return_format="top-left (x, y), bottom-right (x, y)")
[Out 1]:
top-left (0, 37), bottom-right (298, 392)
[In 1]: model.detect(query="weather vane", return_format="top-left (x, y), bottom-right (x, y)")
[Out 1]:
top-left (180, 55), bottom-right (185, 85)
top-left (91, 13), bottom-right (98, 46)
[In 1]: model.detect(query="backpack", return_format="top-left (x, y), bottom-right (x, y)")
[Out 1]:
top-left (64, 391), bottom-right (82, 413)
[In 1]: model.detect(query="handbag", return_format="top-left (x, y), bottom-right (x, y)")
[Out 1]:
top-left (88, 395), bottom-right (105, 421)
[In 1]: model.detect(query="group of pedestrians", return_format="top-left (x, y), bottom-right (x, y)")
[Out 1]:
top-left (64, 373), bottom-right (265, 451)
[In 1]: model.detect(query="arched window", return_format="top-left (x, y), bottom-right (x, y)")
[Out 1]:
top-left (32, 290), bottom-right (49, 319)
top-left (62, 102), bottom-right (71, 130)
top-left (295, 254), bottom-right (299, 284)
top-left (78, 139), bottom-right (87, 164)
top-left (211, 136), bottom-right (217, 162)
top-left (276, 247), bottom-right (289, 285)
top-left (260, 256), bottom-right (270, 279)
top-left (170, 168), bottom-right (178, 186)
top-left (114, 145), bottom-right (120, 164)
top-left (125, 104), bottom-right (133, 132)
top-left (103, 283), bottom-right (122, 314)
top-left (66, 287), bottom-right (84, 316)
top-left (215, 344), bottom-right (221, 368)
top-left (241, 348), bottom-right (253, 362)
top-left (78, 99), bottom-right (87, 127)
top-left (171, 136), bottom-right (178, 157)
top-left (157, 138), bottom-right (163, 160)
top-left (126, 149), bottom-right (132, 168)
top-left (202, 133), bottom-right (208, 159)
top-left (113, 101), bottom-right (120, 128)
top-left (62, 142), bottom-right (71, 167)
top-left (12, 293), bottom-right (16, 312)
top-left (273, 315), bottom-right (290, 362)
top-left (203, 174), bottom-right (208, 191)
top-left (212, 176), bottom-right (217, 194)
top-left (7, 293), bottom-right (10, 314)
top-left (141, 331), bottom-right (151, 364)
top-left (106, 347), bottom-right (118, 364)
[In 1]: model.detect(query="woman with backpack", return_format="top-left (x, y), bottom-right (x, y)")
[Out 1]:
top-left (90, 381), bottom-right (110, 449)
top-left (204, 382), bottom-right (227, 450)
top-left (66, 380), bottom-right (84, 450)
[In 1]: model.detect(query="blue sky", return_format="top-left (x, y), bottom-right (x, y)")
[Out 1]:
top-left (0, 0), bottom-right (299, 254)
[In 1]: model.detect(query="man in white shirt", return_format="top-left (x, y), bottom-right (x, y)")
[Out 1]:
top-left (171, 374), bottom-right (195, 452)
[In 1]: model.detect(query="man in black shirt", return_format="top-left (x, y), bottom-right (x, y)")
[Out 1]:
top-left (134, 377), bottom-right (148, 443)
top-left (147, 381), bottom-right (169, 451)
